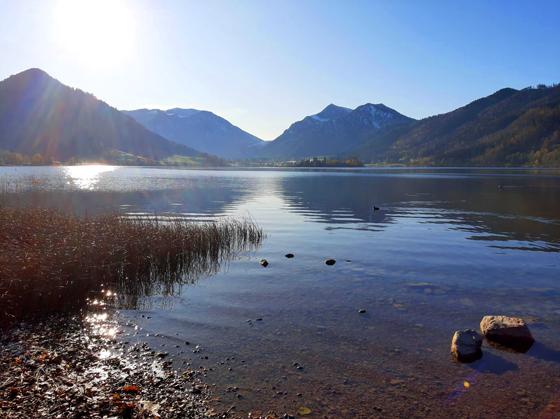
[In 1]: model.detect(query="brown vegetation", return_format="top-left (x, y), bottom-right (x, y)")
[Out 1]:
top-left (0, 207), bottom-right (263, 327)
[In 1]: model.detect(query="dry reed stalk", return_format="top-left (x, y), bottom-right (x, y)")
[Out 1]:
top-left (0, 207), bottom-right (263, 327)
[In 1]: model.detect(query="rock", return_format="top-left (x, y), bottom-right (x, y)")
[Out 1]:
top-left (325, 259), bottom-right (336, 266)
top-left (450, 329), bottom-right (482, 362)
top-left (358, 309), bottom-right (367, 314)
top-left (285, 253), bottom-right (294, 258)
top-left (260, 259), bottom-right (269, 267)
top-left (480, 315), bottom-right (534, 352)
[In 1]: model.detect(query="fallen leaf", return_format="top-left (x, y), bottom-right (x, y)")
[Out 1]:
top-left (122, 384), bottom-right (141, 393)
top-left (463, 381), bottom-right (470, 389)
top-left (298, 406), bottom-right (312, 416)
top-left (36, 352), bottom-right (49, 363)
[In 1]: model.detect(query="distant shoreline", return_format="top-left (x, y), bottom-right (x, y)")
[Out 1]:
top-left (1, 163), bottom-right (560, 171)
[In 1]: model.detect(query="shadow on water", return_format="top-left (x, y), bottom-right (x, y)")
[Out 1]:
top-left (470, 341), bottom-right (560, 374)
top-left (469, 351), bottom-right (519, 375)
top-left (526, 342), bottom-right (560, 364)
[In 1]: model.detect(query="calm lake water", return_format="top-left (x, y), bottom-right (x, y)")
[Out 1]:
top-left (2, 166), bottom-right (560, 418)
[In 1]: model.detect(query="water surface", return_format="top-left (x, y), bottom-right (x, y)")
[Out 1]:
top-left (2, 166), bottom-right (560, 418)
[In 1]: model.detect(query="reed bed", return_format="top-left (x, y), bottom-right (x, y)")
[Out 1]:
top-left (0, 176), bottom-right (43, 194)
top-left (0, 207), bottom-right (263, 327)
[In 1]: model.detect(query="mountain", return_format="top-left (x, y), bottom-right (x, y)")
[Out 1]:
top-left (3, 68), bottom-right (557, 167)
top-left (354, 84), bottom-right (560, 166)
top-left (259, 103), bottom-right (415, 159)
top-left (124, 108), bottom-right (264, 159)
top-left (0, 68), bottom-right (203, 163)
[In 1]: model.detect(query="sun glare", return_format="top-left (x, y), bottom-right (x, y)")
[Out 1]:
top-left (53, 0), bottom-right (136, 69)
top-left (64, 165), bottom-right (116, 189)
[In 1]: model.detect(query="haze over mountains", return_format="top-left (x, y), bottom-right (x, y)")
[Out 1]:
top-left (0, 68), bottom-right (558, 166)
top-left (124, 108), bottom-right (264, 159)
top-left (0, 69), bottom-right (207, 164)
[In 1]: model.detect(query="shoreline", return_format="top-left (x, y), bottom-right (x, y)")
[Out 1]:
top-left (2, 163), bottom-right (560, 170)
top-left (0, 315), bottom-right (212, 418)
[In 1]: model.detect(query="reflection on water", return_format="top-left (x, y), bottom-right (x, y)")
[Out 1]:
top-left (2, 166), bottom-right (560, 417)
top-left (63, 164), bottom-right (117, 189)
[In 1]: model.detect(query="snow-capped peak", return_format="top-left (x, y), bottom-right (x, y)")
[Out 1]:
top-left (165, 108), bottom-right (201, 119)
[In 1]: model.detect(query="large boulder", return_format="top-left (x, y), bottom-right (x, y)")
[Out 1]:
top-left (480, 315), bottom-right (534, 352)
top-left (451, 329), bottom-right (483, 362)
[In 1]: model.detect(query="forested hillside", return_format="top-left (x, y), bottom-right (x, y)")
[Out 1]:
top-left (355, 85), bottom-right (560, 166)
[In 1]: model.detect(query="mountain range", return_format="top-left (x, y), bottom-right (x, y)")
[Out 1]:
top-left (0, 69), bottom-right (214, 165)
top-left (257, 103), bottom-right (415, 159)
top-left (124, 108), bottom-right (263, 159)
top-left (372, 85), bottom-right (560, 166)
top-left (0, 68), bottom-right (558, 166)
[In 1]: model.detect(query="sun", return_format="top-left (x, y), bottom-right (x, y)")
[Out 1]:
top-left (52, 0), bottom-right (136, 69)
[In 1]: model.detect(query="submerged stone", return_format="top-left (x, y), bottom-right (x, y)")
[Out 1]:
top-left (480, 315), bottom-right (534, 352)
top-left (451, 329), bottom-right (482, 363)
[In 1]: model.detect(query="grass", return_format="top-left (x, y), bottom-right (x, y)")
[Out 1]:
top-left (0, 207), bottom-right (263, 327)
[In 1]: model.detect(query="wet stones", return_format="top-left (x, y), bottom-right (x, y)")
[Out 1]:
top-left (450, 315), bottom-right (535, 363)
top-left (292, 362), bottom-right (304, 371)
top-left (450, 329), bottom-right (482, 363)
top-left (258, 255), bottom-right (344, 266)
top-left (480, 315), bottom-right (534, 352)
top-left (0, 317), bottom-right (208, 419)
top-left (190, 385), bottom-right (203, 394)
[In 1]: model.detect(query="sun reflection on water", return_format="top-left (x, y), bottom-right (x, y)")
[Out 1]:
top-left (85, 292), bottom-right (119, 339)
top-left (85, 311), bottom-right (119, 339)
top-left (64, 165), bottom-right (116, 190)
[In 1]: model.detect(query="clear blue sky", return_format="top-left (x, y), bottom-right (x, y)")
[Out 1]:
top-left (1, 0), bottom-right (559, 140)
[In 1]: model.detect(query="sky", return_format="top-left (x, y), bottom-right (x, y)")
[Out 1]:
top-left (0, 0), bottom-right (559, 140)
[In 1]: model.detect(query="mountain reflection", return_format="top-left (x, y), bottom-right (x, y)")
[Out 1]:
top-left (275, 173), bottom-right (560, 251)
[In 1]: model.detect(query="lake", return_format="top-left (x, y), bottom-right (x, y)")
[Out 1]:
top-left (2, 165), bottom-right (560, 418)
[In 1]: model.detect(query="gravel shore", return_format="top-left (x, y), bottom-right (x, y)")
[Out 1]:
top-left (0, 315), bottom-right (212, 418)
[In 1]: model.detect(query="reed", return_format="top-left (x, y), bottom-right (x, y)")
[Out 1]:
top-left (0, 207), bottom-right (263, 327)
